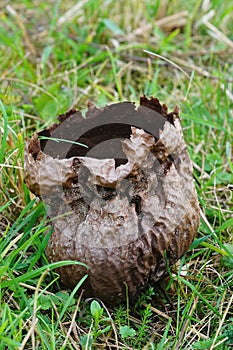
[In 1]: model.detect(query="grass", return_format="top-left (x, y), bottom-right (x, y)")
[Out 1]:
top-left (0, 0), bottom-right (233, 349)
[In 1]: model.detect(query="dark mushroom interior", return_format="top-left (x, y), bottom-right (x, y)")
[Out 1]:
top-left (36, 98), bottom-right (172, 168)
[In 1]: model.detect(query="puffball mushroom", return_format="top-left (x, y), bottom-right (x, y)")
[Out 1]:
top-left (24, 96), bottom-right (200, 305)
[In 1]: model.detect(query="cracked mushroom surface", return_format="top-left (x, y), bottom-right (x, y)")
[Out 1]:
top-left (24, 96), bottom-right (200, 305)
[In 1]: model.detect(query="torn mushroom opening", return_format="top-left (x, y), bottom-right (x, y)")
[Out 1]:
top-left (35, 100), bottom-right (169, 165)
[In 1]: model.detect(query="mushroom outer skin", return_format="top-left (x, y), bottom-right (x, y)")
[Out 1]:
top-left (24, 96), bottom-right (200, 305)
